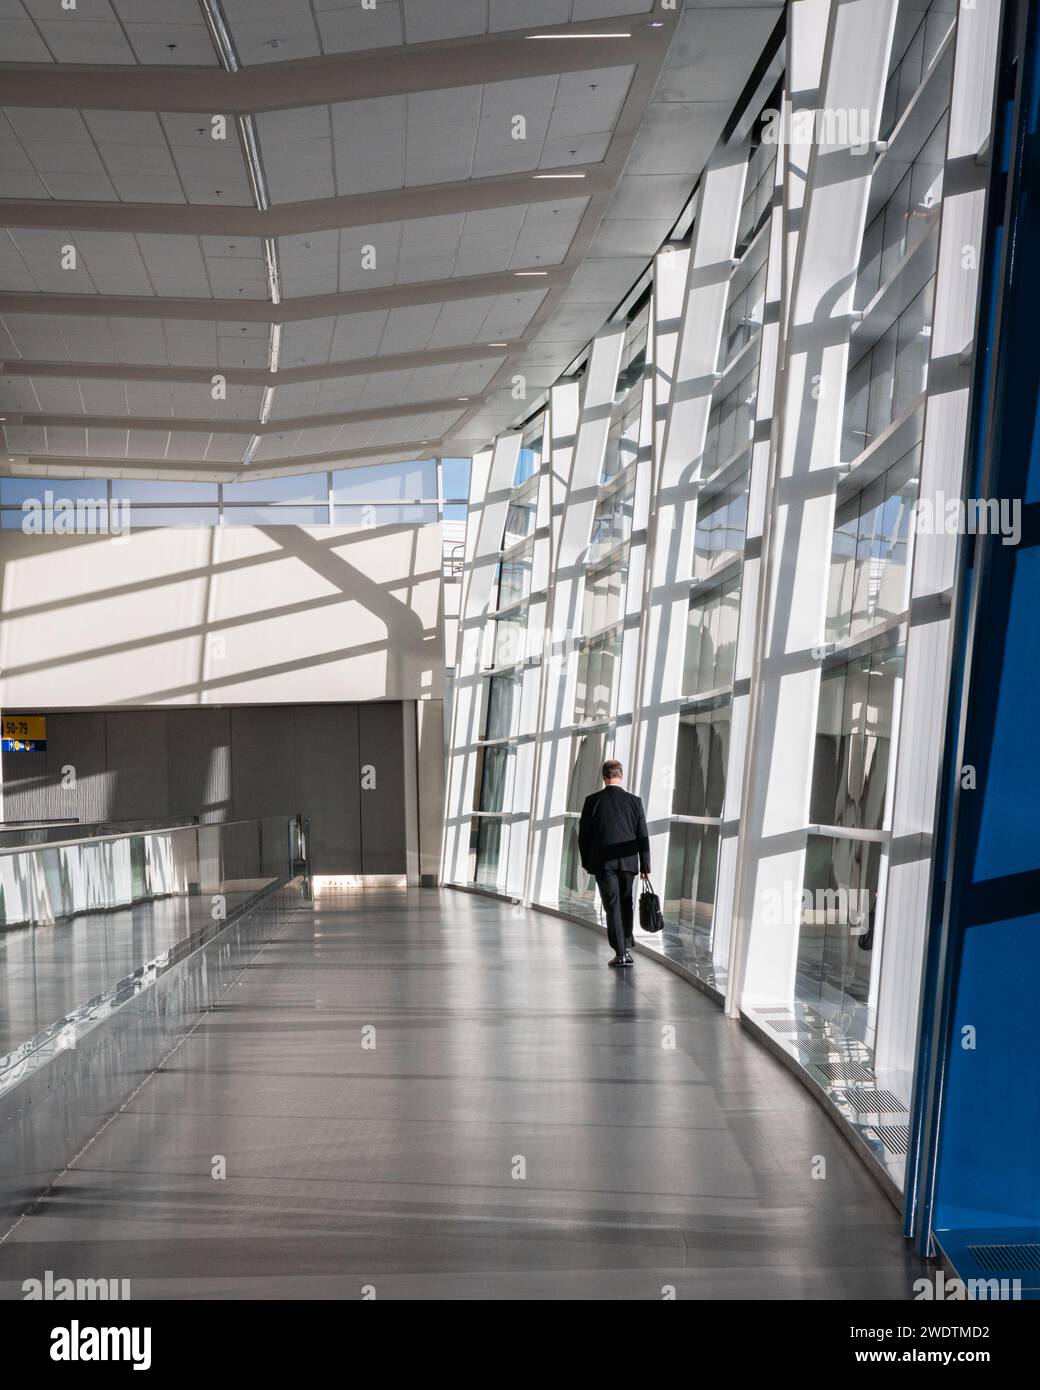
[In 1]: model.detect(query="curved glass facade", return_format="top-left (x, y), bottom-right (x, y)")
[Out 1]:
top-left (444, 0), bottom-right (1010, 1261)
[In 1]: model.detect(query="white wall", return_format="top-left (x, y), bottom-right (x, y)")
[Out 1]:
top-left (0, 523), bottom-right (444, 708)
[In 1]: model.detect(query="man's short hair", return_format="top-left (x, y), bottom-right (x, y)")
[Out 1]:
top-left (602, 759), bottom-right (623, 781)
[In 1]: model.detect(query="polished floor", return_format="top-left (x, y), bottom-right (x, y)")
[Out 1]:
top-left (0, 886), bottom-right (927, 1299)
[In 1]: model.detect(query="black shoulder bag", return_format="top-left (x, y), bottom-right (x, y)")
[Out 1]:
top-left (638, 878), bottom-right (664, 933)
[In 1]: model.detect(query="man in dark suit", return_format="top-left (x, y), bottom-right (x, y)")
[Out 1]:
top-left (578, 758), bottom-right (651, 967)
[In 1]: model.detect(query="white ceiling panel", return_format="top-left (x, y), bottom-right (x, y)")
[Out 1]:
top-left (0, 228), bottom-right (268, 299)
top-left (257, 67), bottom-right (631, 202)
top-left (0, 3), bottom-right (779, 469)
top-left (0, 106), bottom-right (254, 204)
top-left (276, 197), bottom-right (585, 296)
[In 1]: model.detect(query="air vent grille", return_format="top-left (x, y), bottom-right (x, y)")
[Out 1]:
top-left (815, 1061), bottom-right (876, 1084)
top-left (968, 1244), bottom-right (1040, 1273)
top-left (840, 1088), bottom-right (906, 1115)
top-left (869, 1124), bottom-right (910, 1155)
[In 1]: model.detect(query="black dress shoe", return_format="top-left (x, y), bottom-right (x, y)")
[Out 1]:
top-left (621, 952), bottom-right (634, 966)
top-left (608, 955), bottom-right (624, 967)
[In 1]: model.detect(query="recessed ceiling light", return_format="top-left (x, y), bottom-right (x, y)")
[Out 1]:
top-left (489, 342), bottom-right (508, 347)
top-left (526, 33), bottom-right (630, 39)
top-left (533, 173), bottom-right (586, 179)
top-left (515, 271), bottom-right (549, 276)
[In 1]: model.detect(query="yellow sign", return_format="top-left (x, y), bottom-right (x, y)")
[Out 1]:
top-left (2, 715), bottom-right (46, 751)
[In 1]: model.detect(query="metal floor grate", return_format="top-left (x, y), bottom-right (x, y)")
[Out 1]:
top-left (840, 1088), bottom-right (907, 1115)
top-left (815, 1060), bottom-right (876, 1084)
top-left (768, 1019), bottom-right (819, 1035)
top-left (968, 1244), bottom-right (1040, 1273)
top-left (869, 1124), bottom-right (910, 1155)
top-left (807, 1044), bottom-right (870, 1063)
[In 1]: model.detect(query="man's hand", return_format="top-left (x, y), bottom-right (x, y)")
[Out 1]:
top-left (640, 871), bottom-right (651, 881)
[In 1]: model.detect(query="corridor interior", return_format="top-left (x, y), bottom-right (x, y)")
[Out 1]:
top-left (0, 887), bottom-right (925, 1300)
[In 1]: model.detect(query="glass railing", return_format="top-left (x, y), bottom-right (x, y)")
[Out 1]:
top-left (0, 816), bottom-right (304, 1091)
top-left (0, 817), bottom-right (198, 850)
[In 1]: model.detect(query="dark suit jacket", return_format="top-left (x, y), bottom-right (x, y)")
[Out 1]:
top-left (578, 785), bottom-right (651, 875)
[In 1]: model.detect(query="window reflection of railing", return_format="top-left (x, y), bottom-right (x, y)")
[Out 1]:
top-left (443, 542), bottom-right (465, 582)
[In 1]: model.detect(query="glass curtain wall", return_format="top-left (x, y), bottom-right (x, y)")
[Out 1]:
top-left (559, 301), bottom-right (648, 909)
top-left (444, 0), bottom-right (996, 1203)
top-left (663, 117), bottom-right (773, 944)
top-left (797, 0), bottom-right (957, 1032)
top-left (469, 417), bottom-right (546, 887)
top-left (0, 460), bottom-right (457, 529)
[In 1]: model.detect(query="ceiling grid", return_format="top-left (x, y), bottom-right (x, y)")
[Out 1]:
top-left (0, 0), bottom-right (782, 479)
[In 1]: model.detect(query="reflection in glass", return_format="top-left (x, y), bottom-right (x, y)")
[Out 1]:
top-left (502, 492), bottom-right (537, 549)
top-left (492, 607), bottom-right (528, 668)
top-left (842, 280), bottom-right (935, 460)
top-left (673, 705), bottom-right (730, 819)
top-left (559, 731), bottom-right (605, 910)
top-left (583, 560), bottom-right (627, 634)
top-left (683, 576), bottom-right (741, 695)
top-left (879, 0), bottom-right (957, 141)
top-left (796, 833), bottom-right (881, 1013)
top-left (809, 643), bottom-right (904, 833)
top-left (471, 817), bottom-right (502, 888)
top-left (616, 302), bottom-right (649, 398)
top-left (664, 823), bottom-right (721, 936)
top-left (575, 630), bottom-right (621, 723)
top-left (485, 671), bottom-right (522, 741)
top-left (736, 134), bottom-right (778, 252)
top-left (703, 362), bottom-right (759, 477)
top-left (589, 480), bottom-right (635, 563)
top-left (475, 746), bottom-right (512, 813)
top-left (721, 258), bottom-right (767, 368)
top-left (826, 448), bottom-right (918, 644)
top-left (496, 540), bottom-right (534, 609)
top-left (693, 473), bottom-right (749, 578)
top-left (602, 402), bottom-right (641, 482)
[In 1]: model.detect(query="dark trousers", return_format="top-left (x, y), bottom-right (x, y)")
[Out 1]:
top-left (595, 868), bottom-right (636, 955)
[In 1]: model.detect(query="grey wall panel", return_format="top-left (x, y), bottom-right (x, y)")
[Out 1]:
top-left (106, 712), bottom-right (168, 821)
top-left (0, 703), bottom-right (420, 877)
top-left (230, 707), bottom-right (296, 821)
top-left (1, 712), bottom-right (108, 824)
top-left (358, 703), bottom-right (406, 874)
top-left (292, 704), bottom-right (361, 875)
top-left (167, 708), bottom-right (231, 824)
